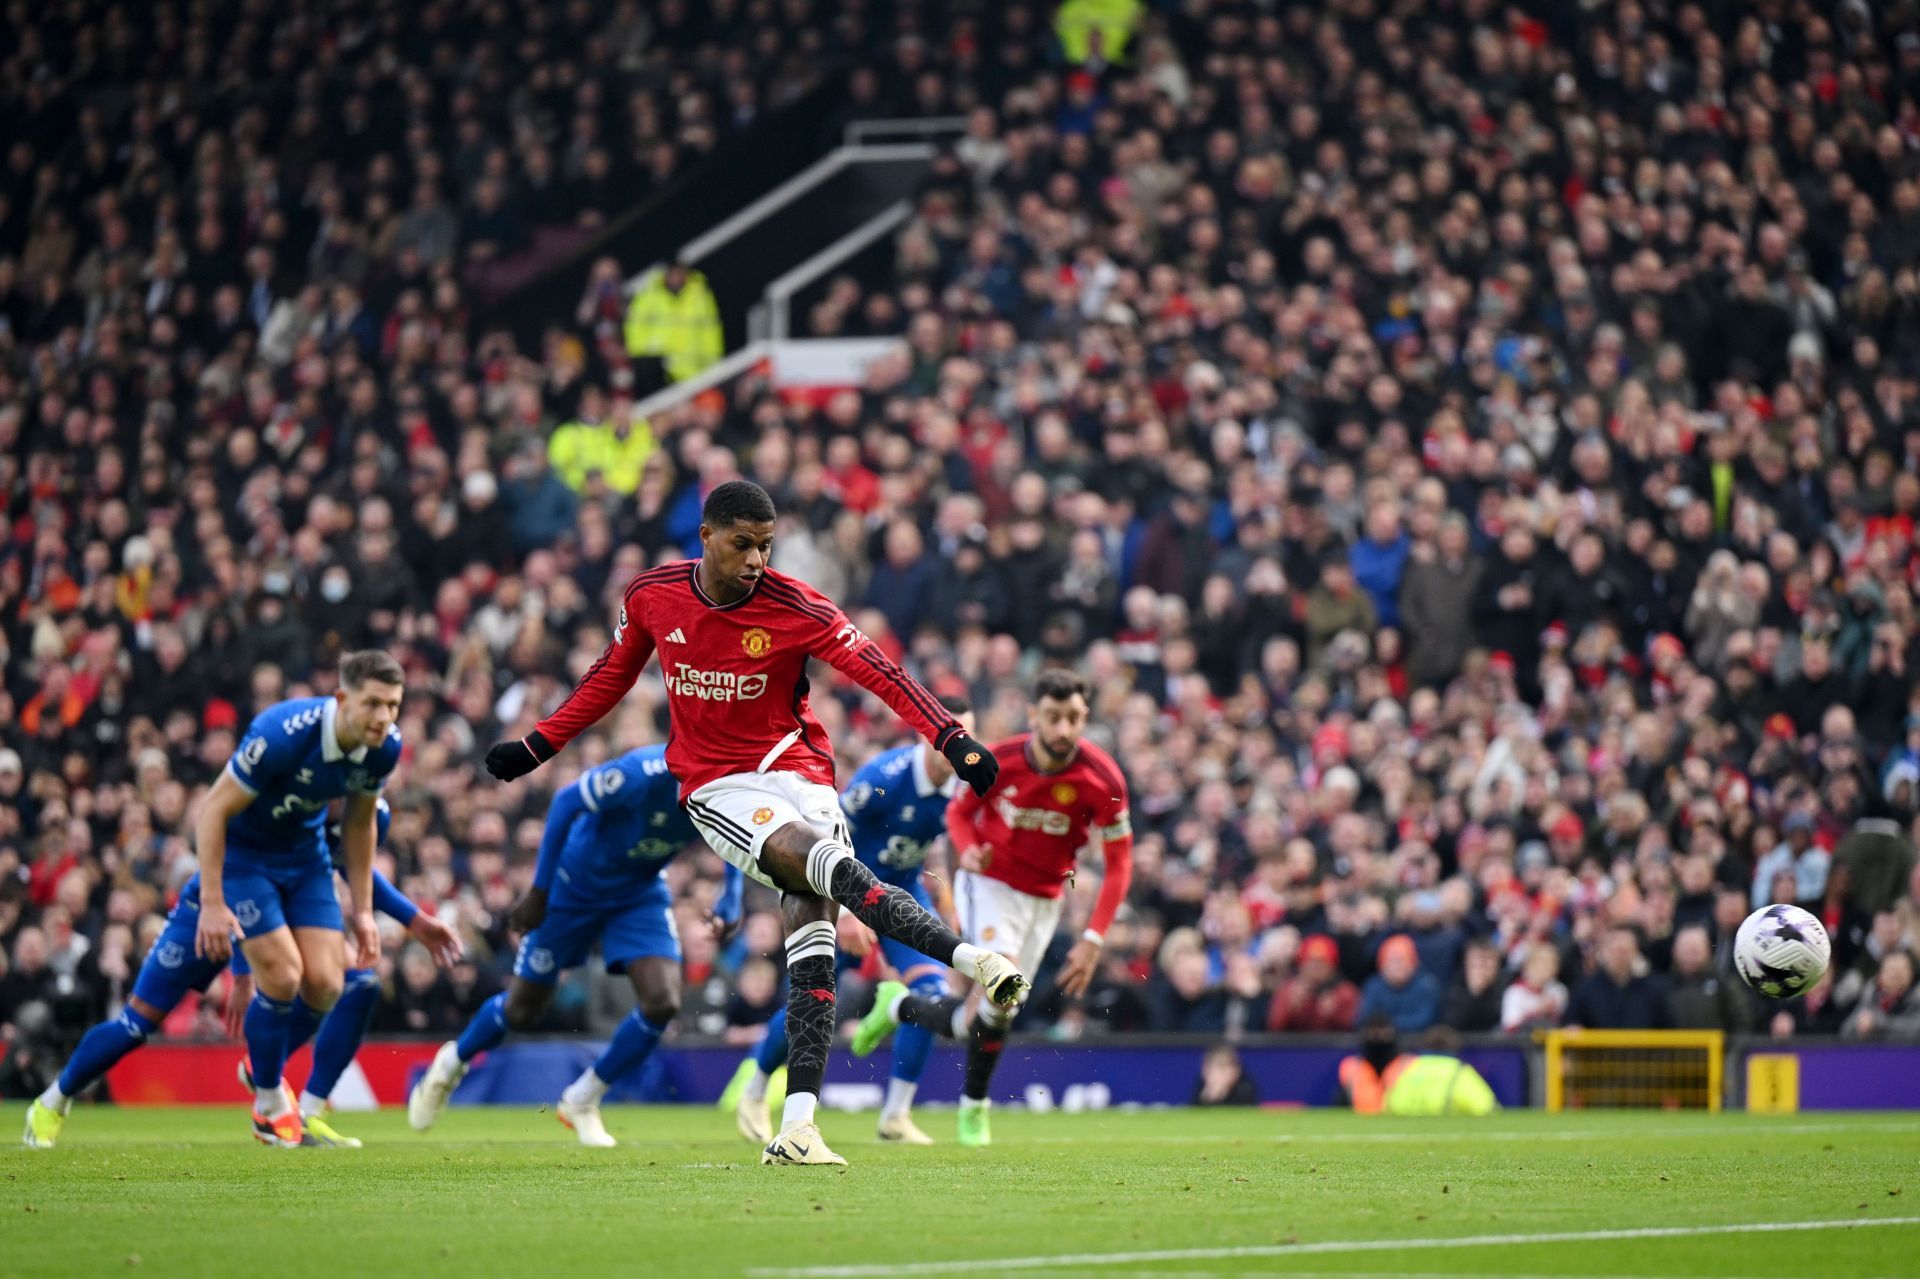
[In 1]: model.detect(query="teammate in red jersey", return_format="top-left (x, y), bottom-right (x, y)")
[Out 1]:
top-left (851, 669), bottom-right (1132, 1146)
top-left (482, 480), bottom-right (1028, 1167)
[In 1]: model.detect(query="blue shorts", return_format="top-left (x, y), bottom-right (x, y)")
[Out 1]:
top-left (220, 855), bottom-right (342, 937)
top-left (129, 881), bottom-right (228, 1012)
top-left (879, 877), bottom-right (943, 982)
top-left (514, 882), bottom-right (680, 983)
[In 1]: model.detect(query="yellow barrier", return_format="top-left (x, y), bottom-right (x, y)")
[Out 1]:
top-left (1539, 1029), bottom-right (1724, 1112)
top-left (1745, 1053), bottom-right (1801, 1113)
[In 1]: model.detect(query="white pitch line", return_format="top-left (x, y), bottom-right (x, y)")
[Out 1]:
top-left (993, 1272), bottom-right (1898, 1279)
top-left (1014, 1121), bottom-right (1920, 1146)
top-left (744, 1216), bottom-right (1920, 1278)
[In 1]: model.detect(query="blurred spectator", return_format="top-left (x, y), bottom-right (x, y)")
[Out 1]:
top-left (723, 956), bottom-right (783, 1047)
top-left (1663, 926), bottom-right (1752, 1034)
top-left (1191, 1043), bottom-right (1258, 1107)
top-left (1357, 935), bottom-right (1440, 1036)
top-left (1565, 929), bottom-right (1668, 1031)
top-left (1441, 938), bottom-right (1506, 1034)
top-left (1149, 945), bottom-right (1228, 1034)
top-left (1267, 933), bottom-right (1358, 1034)
top-left (1500, 944), bottom-right (1568, 1034)
top-left (1843, 952), bottom-right (1920, 1040)
top-left (1753, 813), bottom-right (1829, 910)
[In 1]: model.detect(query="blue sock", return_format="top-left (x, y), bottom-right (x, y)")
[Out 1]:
top-left (455, 993), bottom-right (510, 1063)
top-left (56, 1006), bottom-right (157, 1099)
top-left (284, 996), bottom-right (326, 1060)
top-left (306, 969), bottom-right (380, 1103)
top-left (245, 992), bottom-right (295, 1091)
top-left (588, 1010), bottom-right (668, 1088)
top-left (753, 1009), bottom-right (789, 1073)
top-left (891, 975), bottom-right (947, 1085)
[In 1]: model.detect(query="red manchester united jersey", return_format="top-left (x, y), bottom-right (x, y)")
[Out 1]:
top-left (536, 562), bottom-right (962, 800)
top-left (947, 734), bottom-right (1133, 931)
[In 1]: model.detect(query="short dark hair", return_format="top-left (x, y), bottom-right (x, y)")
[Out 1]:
top-left (702, 479), bottom-right (777, 528)
top-left (340, 650), bottom-right (405, 689)
top-left (1031, 668), bottom-right (1091, 705)
top-left (937, 693), bottom-right (972, 716)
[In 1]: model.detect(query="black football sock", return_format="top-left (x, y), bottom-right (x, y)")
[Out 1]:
top-left (781, 921), bottom-right (837, 1111)
top-left (962, 1012), bottom-right (1010, 1102)
top-left (897, 992), bottom-right (970, 1040)
top-left (809, 839), bottom-right (963, 967)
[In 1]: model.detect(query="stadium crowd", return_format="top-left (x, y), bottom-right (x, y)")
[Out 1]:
top-left (6, 0), bottom-right (1920, 1093)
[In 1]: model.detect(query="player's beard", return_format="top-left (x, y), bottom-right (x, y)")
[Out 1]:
top-left (1035, 736), bottom-right (1076, 768)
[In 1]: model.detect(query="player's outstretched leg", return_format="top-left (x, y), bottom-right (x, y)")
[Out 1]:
top-left (763, 826), bottom-right (1028, 1007)
top-left (760, 903), bottom-right (846, 1167)
top-left (25, 1004), bottom-right (160, 1148)
top-left (734, 1009), bottom-right (789, 1144)
top-left (299, 966), bottom-right (383, 1147)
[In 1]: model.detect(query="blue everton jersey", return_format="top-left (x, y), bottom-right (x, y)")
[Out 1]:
top-left (538, 746), bottom-right (701, 909)
top-left (224, 697), bottom-right (401, 865)
top-left (840, 744), bottom-right (958, 888)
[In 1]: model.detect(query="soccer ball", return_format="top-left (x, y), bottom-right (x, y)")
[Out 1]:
top-left (1733, 904), bottom-right (1831, 998)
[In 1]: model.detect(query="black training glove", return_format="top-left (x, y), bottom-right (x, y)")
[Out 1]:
top-left (940, 729), bottom-right (999, 797)
top-left (485, 730), bottom-right (555, 781)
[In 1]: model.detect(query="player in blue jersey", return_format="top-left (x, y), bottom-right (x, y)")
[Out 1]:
top-left (408, 744), bottom-right (742, 1147)
top-left (734, 696), bottom-right (973, 1146)
top-left (199, 651), bottom-right (407, 1145)
top-left (23, 800), bottom-right (461, 1149)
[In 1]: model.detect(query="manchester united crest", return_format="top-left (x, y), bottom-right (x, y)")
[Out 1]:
top-left (742, 627), bottom-right (773, 657)
top-left (1052, 782), bottom-right (1078, 805)
top-left (752, 807), bottom-right (775, 825)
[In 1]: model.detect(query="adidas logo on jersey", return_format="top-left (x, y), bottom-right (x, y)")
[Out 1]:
top-left (665, 628), bottom-right (687, 643)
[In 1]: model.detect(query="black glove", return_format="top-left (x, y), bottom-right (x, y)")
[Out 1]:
top-left (940, 729), bottom-right (999, 797)
top-left (485, 730), bottom-right (554, 781)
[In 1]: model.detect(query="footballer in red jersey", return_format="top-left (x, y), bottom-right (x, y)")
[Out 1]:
top-left (852, 669), bottom-right (1132, 1146)
top-left (482, 481), bottom-right (1028, 1167)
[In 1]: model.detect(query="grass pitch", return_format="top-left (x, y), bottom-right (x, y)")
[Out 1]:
top-left (3, 1105), bottom-right (1917, 1278)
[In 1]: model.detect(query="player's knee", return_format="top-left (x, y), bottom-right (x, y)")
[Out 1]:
top-left (251, 961), bottom-right (300, 1001)
top-left (780, 892), bottom-right (836, 931)
top-left (639, 993), bottom-right (680, 1025)
top-left (301, 974), bottom-right (343, 1011)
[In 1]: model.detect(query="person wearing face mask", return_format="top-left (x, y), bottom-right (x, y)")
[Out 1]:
top-left (306, 565), bottom-right (365, 648)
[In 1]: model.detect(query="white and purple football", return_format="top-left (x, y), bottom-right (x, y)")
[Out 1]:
top-left (1733, 903), bottom-right (1831, 998)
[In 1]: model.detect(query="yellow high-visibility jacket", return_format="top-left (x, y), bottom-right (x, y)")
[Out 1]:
top-left (1055, 0), bottom-right (1143, 65)
top-left (548, 416), bottom-right (656, 494)
top-left (1382, 1054), bottom-right (1500, 1116)
top-left (623, 269), bottom-right (724, 382)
